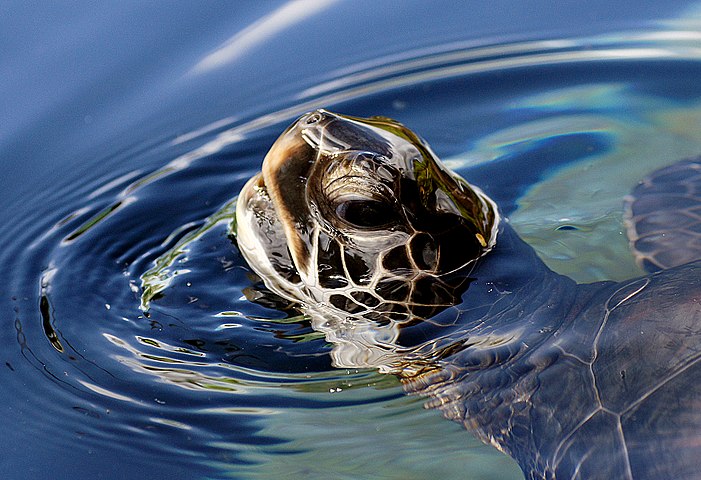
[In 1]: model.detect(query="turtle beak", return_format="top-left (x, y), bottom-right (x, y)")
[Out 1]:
top-left (260, 118), bottom-right (319, 280)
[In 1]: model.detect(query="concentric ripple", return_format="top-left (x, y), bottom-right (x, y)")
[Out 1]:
top-left (4, 30), bottom-right (701, 479)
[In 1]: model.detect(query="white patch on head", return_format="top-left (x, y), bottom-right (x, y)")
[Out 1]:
top-left (236, 174), bottom-right (304, 301)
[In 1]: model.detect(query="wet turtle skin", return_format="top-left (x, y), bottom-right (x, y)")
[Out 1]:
top-left (235, 110), bottom-right (701, 479)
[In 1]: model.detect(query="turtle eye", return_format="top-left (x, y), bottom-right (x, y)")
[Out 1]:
top-left (335, 199), bottom-right (396, 229)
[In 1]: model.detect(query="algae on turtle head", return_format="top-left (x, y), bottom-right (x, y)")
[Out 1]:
top-left (235, 110), bottom-right (701, 479)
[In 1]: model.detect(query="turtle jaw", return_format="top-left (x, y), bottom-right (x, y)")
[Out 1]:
top-left (235, 172), bottom-right (298, 296)
top-left (234, 126), bottom-right (316, 301)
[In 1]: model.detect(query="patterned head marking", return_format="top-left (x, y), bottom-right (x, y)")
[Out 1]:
top-left (235, 110), bottom-right (498, 367)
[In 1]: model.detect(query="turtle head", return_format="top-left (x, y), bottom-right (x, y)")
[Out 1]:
top-left (235, 110), bottom-right (498, 319)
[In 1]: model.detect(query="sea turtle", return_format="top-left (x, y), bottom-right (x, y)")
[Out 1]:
top-left (234, 110), bottom-right (701, 479)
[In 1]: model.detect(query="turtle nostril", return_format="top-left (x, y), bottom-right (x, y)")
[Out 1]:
top-left (304, 112), bottom-right (324, 126)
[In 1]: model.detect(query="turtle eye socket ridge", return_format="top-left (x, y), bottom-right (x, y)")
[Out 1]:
top-left (334, 198), bottom-right (396, 229)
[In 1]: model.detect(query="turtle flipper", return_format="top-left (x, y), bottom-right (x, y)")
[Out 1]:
top-left (624, 157), bottom-right (701, 272)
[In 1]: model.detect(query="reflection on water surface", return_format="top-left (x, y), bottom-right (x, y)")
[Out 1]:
top-left (4, 2), bottom-right (701, 479)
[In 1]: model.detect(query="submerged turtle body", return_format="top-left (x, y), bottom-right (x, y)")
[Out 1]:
top-left (235, 110), bottom-right (701, 479)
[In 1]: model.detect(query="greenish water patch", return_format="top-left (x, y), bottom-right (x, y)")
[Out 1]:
top-left (140, 197), bottom-right (238, 310)
top-left (449, 86), bottom-right (701, 283)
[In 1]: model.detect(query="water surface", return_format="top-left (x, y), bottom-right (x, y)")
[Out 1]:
top-left (3, 2), bottom-right (701, 479)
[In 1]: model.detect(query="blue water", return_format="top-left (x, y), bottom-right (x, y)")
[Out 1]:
top-left (4, 2), bottom-right (701, 479)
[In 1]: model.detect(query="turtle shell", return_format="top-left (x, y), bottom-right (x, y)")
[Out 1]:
top-left (406, 159), bottom-right (701, 479)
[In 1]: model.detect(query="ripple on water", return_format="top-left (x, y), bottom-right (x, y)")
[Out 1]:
top-left (5, 30), bottom-right (701, 479)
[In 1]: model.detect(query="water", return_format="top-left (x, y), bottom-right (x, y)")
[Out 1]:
top-left (4, 2), bottom-right (701, 479)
